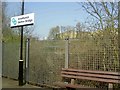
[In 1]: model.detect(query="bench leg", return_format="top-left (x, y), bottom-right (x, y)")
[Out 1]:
top-left (108, 83), bottom-right (113, 90)
top-left (71, 79), bottom-right (75, 85)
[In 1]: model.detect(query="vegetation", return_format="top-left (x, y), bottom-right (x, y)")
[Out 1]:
top-left (2, 2), bottom-right (119, 88)
top-left (47, 26), bottom-right (60, 40)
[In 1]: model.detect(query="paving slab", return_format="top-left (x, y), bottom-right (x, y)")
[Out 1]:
top-left (2, 77), bottom-right (41, 88)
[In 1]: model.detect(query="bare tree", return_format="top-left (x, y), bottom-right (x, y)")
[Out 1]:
top-left (48, 26), bottom-right (60, 40)
top-left (76, 22), bottom-right (86, 38)
top-left (80, 2), bottom-right (118, 30)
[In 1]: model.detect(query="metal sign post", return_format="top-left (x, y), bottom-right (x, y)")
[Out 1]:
top-left (10, 0), bottom-right (34, 86)
top-left (19, 0), bottom-right (24, 86)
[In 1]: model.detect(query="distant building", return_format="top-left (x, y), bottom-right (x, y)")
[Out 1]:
top-left (56, 30), bottom-right (93, 40)
top-left (58, 30), bottom-right (77, 39)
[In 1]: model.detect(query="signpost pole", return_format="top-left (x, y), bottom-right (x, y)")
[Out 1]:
top-left (10, 0), bottom-right (34, 86)
top-left (19, 0), bottom-right (24, 86)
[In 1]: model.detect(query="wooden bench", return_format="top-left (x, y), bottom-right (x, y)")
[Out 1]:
top-left (56, 68), bottom-right (120, 89)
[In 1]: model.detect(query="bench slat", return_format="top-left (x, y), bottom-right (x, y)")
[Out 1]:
top-left (61, 74), bottom-right (120, 84)
top-left (62, 68), bottom-right (119, 76)
top-left (61, 71), bottom-right (120, 80)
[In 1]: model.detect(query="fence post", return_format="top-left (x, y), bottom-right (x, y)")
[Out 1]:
top-left (65, 37), bottom-right (69, 68)
top-left (25, 38), bottom-right (30, 84)
top-left (118, 1), bottom-right (120, 88)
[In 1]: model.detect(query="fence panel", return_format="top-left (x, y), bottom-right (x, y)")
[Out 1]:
top-left (29, 40), bottom-right (65, 85)
top-left (2, 42), bottom-right (20, 79)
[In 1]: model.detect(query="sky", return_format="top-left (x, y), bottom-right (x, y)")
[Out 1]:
top-left (6, 2), bottom-right (89, 39)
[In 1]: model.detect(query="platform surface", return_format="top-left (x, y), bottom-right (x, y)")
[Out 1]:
top-left (2, 77), bottom-right (41, 88)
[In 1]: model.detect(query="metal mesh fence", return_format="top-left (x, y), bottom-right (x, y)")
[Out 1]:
top-left (29, 40), bottom-right (65, 86)
top-left (2, 42), bottom-right (19, 79)
top-left (2, 28), bottom-right (119, 88)
top-left (68, 28), bottom-right (119, 88)
top-left (69, 28), bottom-right (119, 72)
